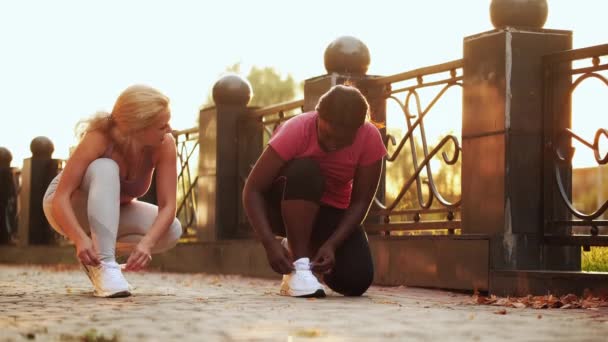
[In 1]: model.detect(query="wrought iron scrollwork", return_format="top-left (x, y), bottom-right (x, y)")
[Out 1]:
top-left (554, 128), bottom-right (608, 221)
top-left (544, 44), bottom-right (608, 245)
top-left (173, 128), bottom-right (199, 238)
top-left (368, 61), bottom-right (463, 232)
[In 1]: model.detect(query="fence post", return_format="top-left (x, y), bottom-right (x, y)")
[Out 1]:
top-left (198, 74), bottom-right (254, 241)
top-left (17, 137), bottom-right (61, 246)
top-left (0, 147), bottom-right (17, 244)
top-left (303, 36), bottom-right (389, 217)
top-left (461, 0), bottom-right (579, 272)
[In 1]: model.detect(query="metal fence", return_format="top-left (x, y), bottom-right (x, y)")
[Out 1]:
top-left (364, 60), bottom-right (463, 235)
top-left (172, 127), bottom-right (199, 240)
top-left (214, 61), bottom-right (465, 237)
top-left (543, 43), bottom-right (608, 248)
top-left (253, 99), bottom-right (305, 142)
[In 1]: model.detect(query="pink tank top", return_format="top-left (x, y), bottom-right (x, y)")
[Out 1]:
top-left (103, 144), bottom-right (155, 199)
top-left (268, 111), bottom-right (387, 209)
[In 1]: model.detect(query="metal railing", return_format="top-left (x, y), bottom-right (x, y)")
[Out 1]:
top-left (365, 60), bottom-right (463, 235)
top-left (172, 127), bottom-right (199, 240)
top-left (238, 61), bottom-right (464, 236)
top-left (251, 99), bottom-right (305, 141)
top-left (543, 44), bottom-right (608, 247)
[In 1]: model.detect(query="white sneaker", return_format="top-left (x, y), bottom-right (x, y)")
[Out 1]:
top-left (81, 261), bottom-right (132, 298)
top-left (280, 257), bottom-right (326, 298)
top-left (118, 263), bottom-right (135, 292)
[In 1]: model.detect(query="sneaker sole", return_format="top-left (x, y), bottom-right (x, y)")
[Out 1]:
top-left (94, 290), bottom-right (132, 298)
top-left (280, 288), bottom-right (326, 298)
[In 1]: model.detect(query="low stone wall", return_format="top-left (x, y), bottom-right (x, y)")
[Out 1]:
top-left (0, 235), bottom-right (490, 292)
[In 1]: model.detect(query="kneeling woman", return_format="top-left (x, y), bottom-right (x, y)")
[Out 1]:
top-left (243, 85), bottom-right (386, 297)
top-left (43, 85), bottom-right (182, 298)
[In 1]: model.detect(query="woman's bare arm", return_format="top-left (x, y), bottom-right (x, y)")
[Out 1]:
top-left (242, 146), bottom-right (294, 274)
top-left (125, 133), bottom-right (177, 271)
top-left (140, 133), bottom-right (177, 247)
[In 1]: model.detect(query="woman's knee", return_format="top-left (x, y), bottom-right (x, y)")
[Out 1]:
top-left (89, 158), bottom-right (119, 173)
top-left (168, 218), bottom-right (183, 244)
top-left (349, 267), bottom-right (374, 296)
top-left (325, 266), bottom-right (374, 297)
top-left (153, 218), bottom-right (182, 253)
top-left (282, 158), bottom-right (324, 201)
top-left (84, 158), bottom-right (120, 183)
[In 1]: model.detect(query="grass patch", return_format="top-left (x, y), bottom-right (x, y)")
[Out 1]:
top-left (582, 247), bottom-right (608, 272)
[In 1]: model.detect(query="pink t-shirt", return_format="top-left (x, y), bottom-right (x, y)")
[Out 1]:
top-left (268, 111), bottom-right (387, 209)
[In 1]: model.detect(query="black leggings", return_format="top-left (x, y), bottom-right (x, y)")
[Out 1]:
top-left (266, 158), bottom-right (374, 296)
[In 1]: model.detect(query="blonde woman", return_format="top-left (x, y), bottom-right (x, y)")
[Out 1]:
top-left (43, 85), bottom-right (182, 298)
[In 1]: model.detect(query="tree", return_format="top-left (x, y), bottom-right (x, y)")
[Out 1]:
top-left (202, 62), bottom-right (302, 109)
top-left (247, 66), bottom-right (300, 107)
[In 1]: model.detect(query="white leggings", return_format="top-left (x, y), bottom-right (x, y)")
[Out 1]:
top-left (43, 158), bottom-right (182, 261)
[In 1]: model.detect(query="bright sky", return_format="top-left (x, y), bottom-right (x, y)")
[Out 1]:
top-left (1, 0), bottom-right (606, 167)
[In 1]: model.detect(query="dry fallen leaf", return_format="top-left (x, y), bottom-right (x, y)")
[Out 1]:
top-left (495, 298), bottom-right (510, 306)
top-left (512, 302), bottom-right (526, 309)
top-left (494, 309), bottom-right (507, 315)
top-left (373, 299), bottom-right (399, 305)
top-left (294, 329), bottom-right (324, 338)
top-left (472, 293), bottom-right (608, 310)
top-left (562, 294), bottom-right (578, 304)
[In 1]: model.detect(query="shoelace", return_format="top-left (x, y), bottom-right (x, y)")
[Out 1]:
top-left (296, 269), bottom-right (319, 283)
top-left (293, 258), bottom-right (312, 271)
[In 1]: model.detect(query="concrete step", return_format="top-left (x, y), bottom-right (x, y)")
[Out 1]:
top-left (370, 234), bottom-right (489, 291)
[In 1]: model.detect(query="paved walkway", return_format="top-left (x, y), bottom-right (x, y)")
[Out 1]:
top-left (1, 265), bottom-right (607, 341)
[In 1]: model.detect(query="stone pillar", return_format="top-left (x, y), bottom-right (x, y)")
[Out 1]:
top-left (0, 147), bottom-right (17, 244)
top-left (198, 74), bottom-right (259, 241)
top-left (462, 0), bottom-right (579, 271)
top-left (18, 137), bottom-right (61, 246)
top-left (304, 36), bottom-right (389, 212)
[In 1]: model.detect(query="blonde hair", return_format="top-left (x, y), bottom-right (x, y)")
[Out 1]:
top-left (75, 85), bottom-right (170, 151)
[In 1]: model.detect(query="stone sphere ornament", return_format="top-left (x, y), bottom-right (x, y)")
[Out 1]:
top-left (324, 36), bottom-right (370, 75)
top-left (212, 74), bottom-right (253, 107)
top-left (30, 136), bottom-right (55, 159)
top-left (490, 0), bottom-right (548, 29)
top-left (0, 147), bottom-right (12, 168)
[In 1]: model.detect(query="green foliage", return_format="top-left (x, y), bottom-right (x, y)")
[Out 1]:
top-left (582, 247), bottom-right (608, 272)
top-left (203, 62), bottom-right (302, 109)
top-left (247, 66), bottom-right (299, 107)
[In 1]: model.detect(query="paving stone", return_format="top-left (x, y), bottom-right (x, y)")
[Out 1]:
top-left (0, 265), bottom-right (607, 341)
